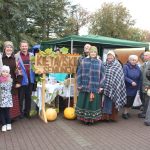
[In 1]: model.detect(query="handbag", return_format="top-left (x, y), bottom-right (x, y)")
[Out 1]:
top-left (133, 91), bottom-right (142, 107)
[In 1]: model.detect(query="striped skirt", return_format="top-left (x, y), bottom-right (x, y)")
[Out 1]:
top-left (9, 93), bottom-right (21, 119)
top-left (75, 92), bottom-right (102, 123)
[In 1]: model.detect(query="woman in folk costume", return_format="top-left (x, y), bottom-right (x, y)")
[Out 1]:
top-left (103, 51), bottom-right (126, 120)
top-left (2, 41), bottom-right (22, 120)
top-left (75, 46), bottom-right (105, 125)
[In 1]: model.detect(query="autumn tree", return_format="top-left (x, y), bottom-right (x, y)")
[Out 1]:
top-left (89, 2), bottom-right (135, 39)
top-left (58, 4), bottom-right (91, 37)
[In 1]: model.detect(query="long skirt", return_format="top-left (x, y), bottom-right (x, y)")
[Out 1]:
top-left (75, 92), bottom-right (102, 123)
top-left (9, 93), bottom-right (21, 119)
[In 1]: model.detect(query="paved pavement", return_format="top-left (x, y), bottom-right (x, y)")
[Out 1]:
top-left (0, 109), bottom-right (150, 150)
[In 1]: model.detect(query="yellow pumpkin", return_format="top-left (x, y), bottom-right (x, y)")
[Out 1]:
top-left (64, 107), bottom-right (76, 120)
top-left (46, 108), bottom-right (57, 121)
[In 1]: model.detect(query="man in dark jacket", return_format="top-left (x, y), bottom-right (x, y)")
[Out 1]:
top-left (138, 51), bottom-right (150, 118)
top-left (144, 65), bottom-right (150, 126)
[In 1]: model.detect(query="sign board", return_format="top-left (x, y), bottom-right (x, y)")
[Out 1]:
top-left (34, 53), bottom-right (80, 123)
top-left (35, 54), bottom-right (80, 74)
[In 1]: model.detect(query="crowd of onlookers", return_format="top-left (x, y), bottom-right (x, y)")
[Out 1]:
top-left (0, 41), bottom-right (149, 132)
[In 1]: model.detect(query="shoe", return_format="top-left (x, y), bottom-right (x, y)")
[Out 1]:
top-left (84, 122), bottom-right (89, 125)
top-left (144, 122), bottom-right (150, 126)
top-left (2, 125), bottom-right (7, 132)
top-left (127, 113), bottom-right (131, 118)
top-left (6, 124), bottom-right (12, 131)
top-left (88, 122), bottom-right (94, 126)
top-left (122, 113), bottom-right (129, 119)
top-left (140, 106), bottom-right (144, 111)
top-left (138, 113), bottom-right (145, 118)
top-left (19, 113), bottom-right (24, 119)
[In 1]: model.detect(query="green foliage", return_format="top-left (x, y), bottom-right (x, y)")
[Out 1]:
top-left (89, 2), bottom-right (135, 39)
top-left (128, 27), bottom-right (150, 42)
top-left (0, 0), bottom-right (69, 47)
top-left (39, 48), bottom-right (58, 58)
top-left (57, 4), bottom-right (91, 37)
top-left (60, 47), bottom-right (69, 54)
top-left (45, 48), bottom-right (53, 55)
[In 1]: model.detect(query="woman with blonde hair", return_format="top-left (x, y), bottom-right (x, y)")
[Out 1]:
top-left (1, 41), bottom-right (22, 120)
top-left (122, 55), bottom-right (142, 119)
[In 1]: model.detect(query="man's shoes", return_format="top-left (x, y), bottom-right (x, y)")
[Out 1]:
top-left (140, 106), bottom-right (144, 111)
top-left (7, 124), bottom-right (12, 131)
top-left (19, 114), bottom-right (24, 119)
top-left (122, 113), bottom-right (129, 119)
top-left (138, 113), bottom-right (145, 118)
top-left (88, 122), bottom-right (94, 126)
top-left (127, 113), bottom-right (131, 118)
top-left (144, 122), bottom-right (150, 126)
top-left (84, 122), bottom-right (89, 125)
top-left (1, 125), bottom-right (7, 132)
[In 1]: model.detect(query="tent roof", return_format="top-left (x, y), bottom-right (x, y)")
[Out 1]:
top-left (41, 35), bottom-right (149, 50)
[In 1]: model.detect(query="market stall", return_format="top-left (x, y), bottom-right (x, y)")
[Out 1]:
top-left (34, 48), bottom-right (80, 123)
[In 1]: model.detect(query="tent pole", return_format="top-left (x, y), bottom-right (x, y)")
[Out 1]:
top-left (71, 40), bottom-right (73, 54)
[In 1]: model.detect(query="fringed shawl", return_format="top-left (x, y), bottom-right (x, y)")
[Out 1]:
top-left (104, 60), bottom-right (127, 110)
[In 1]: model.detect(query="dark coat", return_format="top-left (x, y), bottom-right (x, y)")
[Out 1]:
top-left (146, 66), bottom-right (150, 81)
top-left (2, 53), bottom-right (22, 94)
top-left (123, 62), bottom-right (142, 96)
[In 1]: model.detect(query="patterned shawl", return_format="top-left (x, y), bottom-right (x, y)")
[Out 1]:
top-left (104, 60), bottom-right (127, 110)
top-left (77, 57), bottom-right (105, 93)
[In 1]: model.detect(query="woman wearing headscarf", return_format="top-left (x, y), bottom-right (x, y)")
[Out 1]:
top-left (122, 55), bottom-right (142, 119)
top-left (2, 41), bottom-right (22, 120)
top-left (103, 51), bottom-right (126, 120)
top-left (75, 46), bottom-right (105, 125)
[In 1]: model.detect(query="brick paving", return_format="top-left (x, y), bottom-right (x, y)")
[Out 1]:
top-left (0, 109), bottom-right (150, 150)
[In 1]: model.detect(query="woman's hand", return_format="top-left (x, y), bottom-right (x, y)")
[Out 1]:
top-left (132, 82), bottom-right (137, 86)
top-left (15, 84), bottom-right (21, 88)
top-left (99, 88), bottom-right (103, 93)
top-left (77, 86), bottom-right (82, 90)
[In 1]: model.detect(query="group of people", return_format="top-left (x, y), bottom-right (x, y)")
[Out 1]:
top-left (0, 40), bottom-right (35, 132)
top-left (75, 44), bottom-right (150, 126)
top-left (0, 41), bottom-right (149, 132)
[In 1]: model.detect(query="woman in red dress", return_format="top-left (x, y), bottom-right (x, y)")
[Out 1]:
top-left (2, 41), bottom-right (22, 120)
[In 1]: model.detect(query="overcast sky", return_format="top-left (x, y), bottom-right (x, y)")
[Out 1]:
top-left (71, 0), bottom-right (150, 35)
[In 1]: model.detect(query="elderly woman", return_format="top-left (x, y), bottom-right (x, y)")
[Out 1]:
top-left (1, 41), bottom-right (22, 120)
top-left (122, 55), bottom-right (142, 119)
top-left (75, 46), bottom-right (105, 125)
top-left (103, 51), bottom-right (126, 120)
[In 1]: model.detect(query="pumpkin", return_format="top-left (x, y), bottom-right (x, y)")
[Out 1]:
top-left (64, 107), bottom-right (76, 120)
top-left (46, 108), bottom-right (57, 121)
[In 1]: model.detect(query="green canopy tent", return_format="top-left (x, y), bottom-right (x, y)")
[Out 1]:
top-left (40, 35), bottom-right (149, 55)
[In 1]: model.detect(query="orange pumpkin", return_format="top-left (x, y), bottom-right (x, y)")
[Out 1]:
top-left (46, 108), bottom-right (57, 121)
top-left (64, 107), bottom-right (76, 120)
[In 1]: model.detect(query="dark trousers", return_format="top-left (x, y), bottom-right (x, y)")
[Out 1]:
top-left (18, 83), bottom-right (33, 116)
top-left (0, 108), bottom-right (11, 125)
top-left (142, 93), bottom-right (149, 114)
